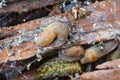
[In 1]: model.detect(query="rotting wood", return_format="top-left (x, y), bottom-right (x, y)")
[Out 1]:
top-left (79, 69), bottom-right (120, 80)
top-left (0, 0), bottom-right (120, 64)
top-left (0, 0), bottom-right (65, 27)
top-left (96, 59), bottom-right (120, 69)
top-left (0, 42), bottom-right (37, 64)
top-left (0, 0), bottom-right (65, 13)
top-left (16, 68), bottom-right (36, 80)
top-left (2, 0), bottom-right (21, 4)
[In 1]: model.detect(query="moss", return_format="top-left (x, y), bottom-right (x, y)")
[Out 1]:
top-left (33, 57), bottom-right (82, 80)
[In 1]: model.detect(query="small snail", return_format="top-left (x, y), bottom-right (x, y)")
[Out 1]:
top-left (36, 22), bottom-right (68, 47)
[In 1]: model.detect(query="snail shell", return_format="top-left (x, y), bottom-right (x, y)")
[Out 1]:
top-left (80, 40), bottom-right (118, 64)
top-left (36, 21), bottom-right (68, 47)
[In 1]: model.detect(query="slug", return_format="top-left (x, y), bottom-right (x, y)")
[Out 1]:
top-left (59, 46), bottom-right (85, 62)
top-left (80, 40), bottom-right (118, 64)
top-left (36, 21), bottom-right (69, 47)
top-left (107, 44), bottom-right (120, 61)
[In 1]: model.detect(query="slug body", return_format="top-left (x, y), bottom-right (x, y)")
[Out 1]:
top-left (36, 22), bottom-right (68, 47)
top-left (81, 40), bottom-right (118, 64)
top-left (107, 44), bottom-right (120, 60)
top-left (81, 46), bottom-right (102, 64)
top-left (59, 46), bottom-right (85, 62)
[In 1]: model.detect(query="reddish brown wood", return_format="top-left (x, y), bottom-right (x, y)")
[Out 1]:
top-left (79, 69), bottom-right (120, 80)
top-left (96, 59), bottom-right (120, 69)
top-left (0, 0), bottom-right (120, 64)
top-left (0, 0), bottom-right (64, 13)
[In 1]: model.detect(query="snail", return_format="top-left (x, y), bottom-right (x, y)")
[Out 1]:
top-left (59, 46), bottom-right (85, 62)
top-left (36, 21), bottom-right (69, 47)
top-left (80, 40), bottom-right (118, 64)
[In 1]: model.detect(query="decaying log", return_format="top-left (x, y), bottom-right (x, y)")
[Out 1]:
top-left (96, 59), bottom-right (120, 69)
top-left (79, 69), bottom-right (120, 80)
top-left (0, 30), bottom-right (17, 39)
top-left (0, 0), bottom-right (120, 64)
top-left (0, 42), bottom-right (37, 64)
top-left (0, 0), bottom-right (65, 13)
top-left (0, 0), bottom-right (64, 27)
top-left (16, 69), bottom-right (36, 80)
top-left (0, 57), bottom-right (37, 80)
top-left (0, 15), bottom-right (65, 64)
top-left (2, 0), bottom-right (20, 4)
top-left (82, 59), bottom-right (120, 80)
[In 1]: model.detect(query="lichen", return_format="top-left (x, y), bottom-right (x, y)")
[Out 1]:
top-left (0, 29), bottom-right (40, 49)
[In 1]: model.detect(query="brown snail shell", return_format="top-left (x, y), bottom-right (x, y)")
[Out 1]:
top-left (59, 46), bottom-right (85, 62)
top-left (80, 40), bottom-right (118, 64)
top-left (36, 21), bottom-right (68, 47)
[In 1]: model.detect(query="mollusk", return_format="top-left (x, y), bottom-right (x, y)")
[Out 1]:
top-left (59, 46), bottom-right (85, 62)
top-left (59, 40), bottom-right (118, 64)
top-left (36, 21), bottom-right (69, 47)
top-left (80, 40), bottom-right (118, 64)
top-left (107, 44), bottom-right (120, 61)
